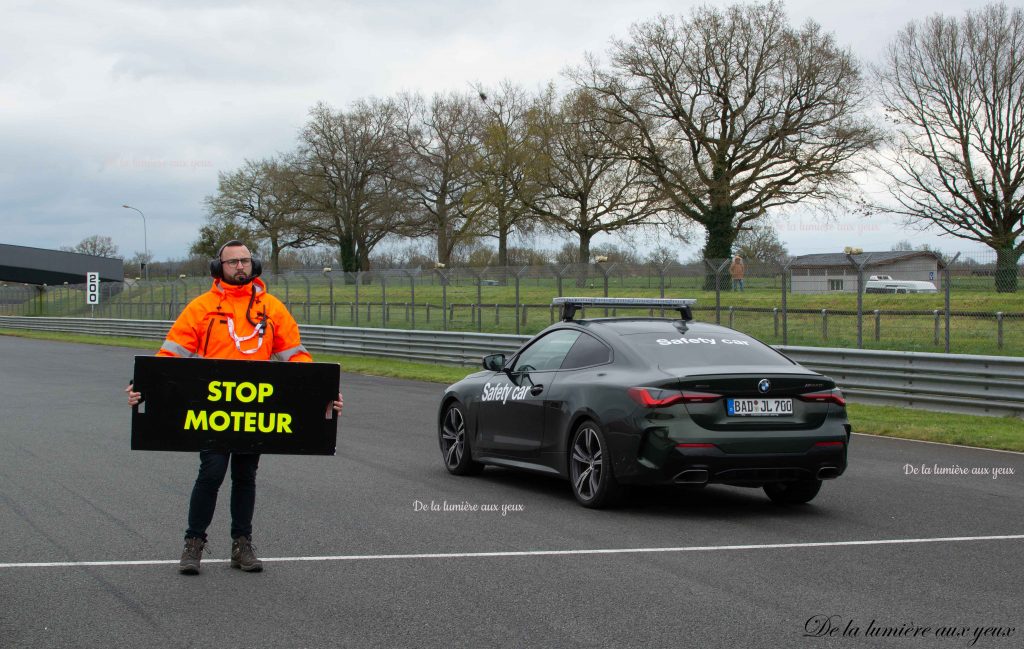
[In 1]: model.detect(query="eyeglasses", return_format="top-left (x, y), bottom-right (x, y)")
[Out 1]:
top-left (221, 257), bottom-right (252, 267)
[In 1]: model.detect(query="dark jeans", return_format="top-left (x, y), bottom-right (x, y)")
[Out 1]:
top-left (185, 451), bottom-right (260, 541)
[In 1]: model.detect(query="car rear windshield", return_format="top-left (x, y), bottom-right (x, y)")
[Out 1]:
top-left (620, 330), bottom-right (794, 367)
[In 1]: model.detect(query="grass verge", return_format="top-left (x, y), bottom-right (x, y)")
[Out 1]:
top-left (2, 328), bottom-right (1021, 452)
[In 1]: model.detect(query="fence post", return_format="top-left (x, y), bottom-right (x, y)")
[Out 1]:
top-left (706, 259), bottom-right (729, 324)
top-left (728, 306), bottom-right (734, 328)
top-left (822, 309), bottom-right (828, 341)
top-left (355, 271), bottom-right (361, 328)
top-left (773, 307), bottom-right (778, 338)
top-left (874, 310), bottom-right (881, 342)
top-left (996, 312), bottom-right (1004, 349)
top-left (942, 253), bottom-right (959, 354)
top-left (301, 274), bottom-right (310, 323)
top-left (381, 276), bottom-right (388, 328)
top-left (409, 270), bottom-right (416, 330)
top-left (325, 271), bottom-right (334, 326)
top-left (846, 252), bottom-right (871, 349)
top-left (515, 266), bottom-right (529, 335)
top-left (440, 271), bottom-right (448, 331)
top-left (933, 309), bottom-right (940, 346)
top-left (781, 262), bottom-right (791, 346)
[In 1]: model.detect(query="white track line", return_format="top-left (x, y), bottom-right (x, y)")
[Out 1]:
top-left (2, 534), bottom-right (1022, 569)
top-left (851, 432), bottom-right (1024, 455)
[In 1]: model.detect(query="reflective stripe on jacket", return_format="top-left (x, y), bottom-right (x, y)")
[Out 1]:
top-left (156, 278), bottom-right (312, 363)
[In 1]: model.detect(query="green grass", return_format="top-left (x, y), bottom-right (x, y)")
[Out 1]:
top-left (2, 328), bottom-right (1021, 452)
top-left (847, 404), bottom-right (1024, 453)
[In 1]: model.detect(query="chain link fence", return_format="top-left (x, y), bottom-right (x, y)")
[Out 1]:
top-left (1, 254), bottom-right (1020, 356)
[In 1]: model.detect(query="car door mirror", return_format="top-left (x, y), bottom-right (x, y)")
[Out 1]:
top-left (482, 354), bottom-right (506, 372)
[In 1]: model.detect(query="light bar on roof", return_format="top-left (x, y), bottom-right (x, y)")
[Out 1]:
top-left (552, 297), bottom-right (696, 308)
top-left (552, 297), bottom-right (697, 322)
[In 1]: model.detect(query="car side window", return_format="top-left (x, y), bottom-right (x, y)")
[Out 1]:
top-left (512, 330), bottom-right (581, 372)
top-left (560, 332), bottom-right (611, 370)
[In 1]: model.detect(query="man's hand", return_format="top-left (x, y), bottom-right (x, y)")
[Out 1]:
top-left (326, 392), bottom-right (343, 419)
top-left (126, 383), bottom-right (142, 407)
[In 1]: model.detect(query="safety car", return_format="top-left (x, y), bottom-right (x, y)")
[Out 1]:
top-left (437, 297), bottom-right (850, 508)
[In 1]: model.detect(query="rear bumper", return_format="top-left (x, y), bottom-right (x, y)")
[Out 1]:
top-left (615, 422), bottom-right (850, 486)
top-left (665, 444), bottom-right (847, 486)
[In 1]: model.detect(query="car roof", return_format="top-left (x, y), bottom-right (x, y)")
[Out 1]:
top-left (565, 317), bottom-right (734, 337)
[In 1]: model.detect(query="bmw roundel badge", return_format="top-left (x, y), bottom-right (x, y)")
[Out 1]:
top-left (758, 379), bottom-right (771, 394)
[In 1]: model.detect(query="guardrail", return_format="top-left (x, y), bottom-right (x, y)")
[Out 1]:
top-left (2, 316), bottom-right (1021, 419)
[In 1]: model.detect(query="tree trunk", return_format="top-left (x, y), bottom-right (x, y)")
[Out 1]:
top-left (497, 217), bottom-right (509, 267)
top-left (338, 235), bottom-right (358, 273)
top-left (994, 244), bottom-right (1021, 293)
top-left (702, 206), bottom-right (738, 291)
top-left (269, 238), bottom-right (281, 276)
top-left (436, 216), bottom-right (450, 267)
top-left (576, 230), bottom-right (592, 288)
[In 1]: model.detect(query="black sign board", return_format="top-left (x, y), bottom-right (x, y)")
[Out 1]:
top-left (131, 356), bottom-right (339, 455)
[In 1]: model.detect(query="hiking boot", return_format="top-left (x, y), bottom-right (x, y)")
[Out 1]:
top-left (179, 537), bottom-right (206, 575)
top-left (230, 536), bottom-right (263, 572)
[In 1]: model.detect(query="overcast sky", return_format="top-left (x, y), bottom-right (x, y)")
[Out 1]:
top-left (0, 0), bottom-right (1007, 263)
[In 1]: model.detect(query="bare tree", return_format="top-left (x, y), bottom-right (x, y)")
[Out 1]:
top-left (204, 157), bottom-right (314, 275)
top-left (62, 235), bottom-right (119, 258)
top-left (578, 1), bottom-right (879, 282)
top-left (396, 91), bottom-right (482, 266)
top-left (466, 82), bottom-right (538, 267)
top-left (523, 86), bottom-right (668, 264)
top-left (298, 99), bottom-right (410, 273)
top-left (733, 221), bottom-right (788, 266)
top-left (876, 3), bottom-right (1024, 292)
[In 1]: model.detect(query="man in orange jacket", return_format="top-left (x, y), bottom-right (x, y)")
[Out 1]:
top-left (127, 240), bottom-right (343, 575)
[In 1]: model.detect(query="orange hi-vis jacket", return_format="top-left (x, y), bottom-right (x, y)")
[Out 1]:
top-left (157, 278), bottom-right (312, 362)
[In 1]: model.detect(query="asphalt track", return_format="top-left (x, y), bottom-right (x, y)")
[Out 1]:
top-left (0, 335), bottom-right (1022, 649)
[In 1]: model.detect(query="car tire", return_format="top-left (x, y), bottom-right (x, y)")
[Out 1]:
top-left (763, 479), bottom-right (822, 504)
top-left (440, 402), bottom-right (484, 476)
top-left (569, 420), bottom-right (621, 508)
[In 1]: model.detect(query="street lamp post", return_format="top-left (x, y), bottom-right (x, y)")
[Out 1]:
top-left (122, 204), bottom-right (149, 280)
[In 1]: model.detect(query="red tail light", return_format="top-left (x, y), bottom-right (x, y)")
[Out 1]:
top-left (798, 389), bottom-right (846, 407)
top-left (814, 441), bottom-right (845, 447)
top-left (628, 387), bottom-right (684, 407)
top-left (676, 443), bottom-right (717, 448)
top-left (628, 388), bottom-right (721, 408)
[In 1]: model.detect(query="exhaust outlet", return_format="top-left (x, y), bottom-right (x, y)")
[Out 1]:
top-left (817, 466), bottom-right (840, 480)
top-left (674, 469), bottom-right (710, 484)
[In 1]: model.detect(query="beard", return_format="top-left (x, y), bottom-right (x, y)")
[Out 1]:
top-left (221, 269), bottom-right (251, 286)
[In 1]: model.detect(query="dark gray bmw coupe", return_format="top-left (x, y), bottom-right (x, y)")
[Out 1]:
top-left (438, 298), bottom-right (850, 508)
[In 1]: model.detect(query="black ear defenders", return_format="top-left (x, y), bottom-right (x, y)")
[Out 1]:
top-left (210, 240), bottom-right (262, 280)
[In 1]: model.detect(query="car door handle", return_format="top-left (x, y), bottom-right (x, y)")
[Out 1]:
top-left (530, 384), bottom-right (544, 396)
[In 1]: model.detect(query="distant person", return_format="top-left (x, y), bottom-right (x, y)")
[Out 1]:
top-left (730, 254), bottom-right (746, 292)
top-left (126, 240), bottom-right (343, 575)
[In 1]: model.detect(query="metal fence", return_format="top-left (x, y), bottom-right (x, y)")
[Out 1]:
top-left (1, 316), bottom-right (1021, 419)
top-left (1, 255), bottom-right (1021, 356)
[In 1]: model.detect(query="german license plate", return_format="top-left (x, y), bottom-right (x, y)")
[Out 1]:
top-left (727, 398), bottom-right (793, 417)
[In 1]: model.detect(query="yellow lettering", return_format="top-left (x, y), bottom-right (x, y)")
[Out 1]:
top-left (208, 411), bottom-right (229, 431)
top-left (221, 381), bottom-right (237, 401)
top-left (277, 413), bottom-right (292, 434)
top-left (258, 383), bottom-right (273, 403)
top-left (244, 411), bottom-right (257, 432)
top-left (231, 411), bottom-right (245, 431)
top-left (184, 409), bottom-right (208, 430)
top-left (236, 382), bottom-right (256, 403)
top-left (258, 412), bottom-right (275, 433)
top-left (208, 381), bottom-right (222, 402)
